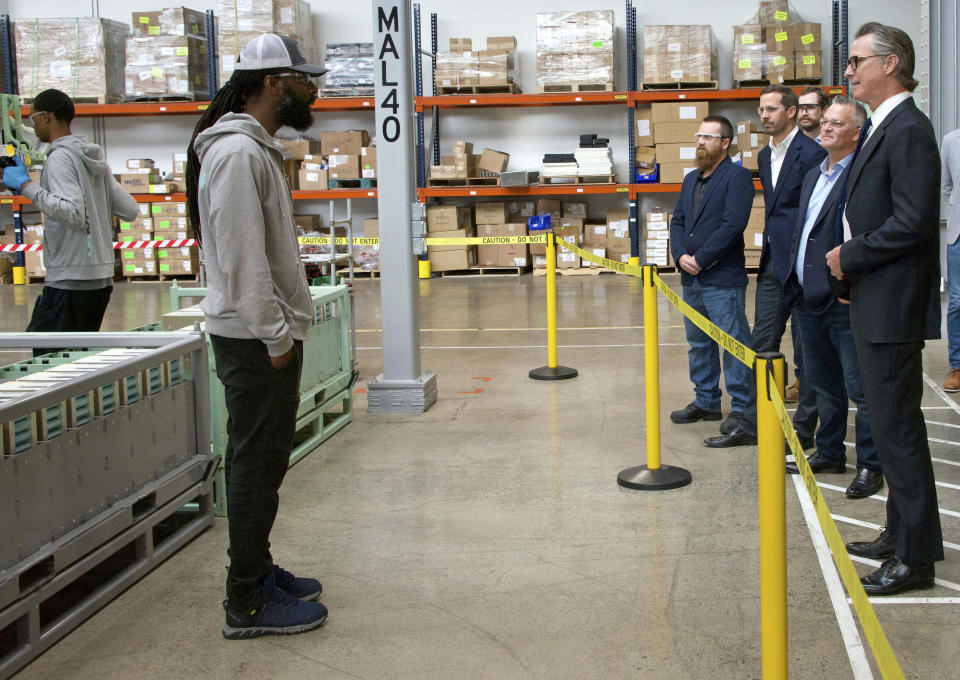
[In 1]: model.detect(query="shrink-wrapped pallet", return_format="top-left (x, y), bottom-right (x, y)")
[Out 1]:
top-left (536, 10), bottom-right (614, 91)
top-left (641, 25), bottom-right (716, 86)
top-left (321, 43), bottom-right (374, 96)
top-left (15, 17), bottom-right (129, 101)
top-left (732, 2), bottom-right (823, 86)
top-left (125, 36), bottom-right (209, 99)
top-left (217, 0), bottom-right (314, 87)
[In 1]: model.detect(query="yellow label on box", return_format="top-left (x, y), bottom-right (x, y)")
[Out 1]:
top-left (177, 47), bottom-right (189, 56)
top-left (775, 10), bottom-right (788, 20)
top-left (775, 32), bottom-right (788, 42)
top-left (738, 59), bottom-right (752, 68)
top-left (151, 67), bottom-right (163, 78)
top-left (149, 185), bottom-right (167, 193)
top-left (803, 54), bottom-right (817, 65)
top-left (195, 75), bottom-right (202, 84)
top-left (801, 33), bottom-right (815, 45)
top-left (138, 16), bottom-right (150, 23)
top-left (190, 23), bottom-right (199, 34)
top-left (740, 34), bottom-right (755, 44)
top-left (773, 56), bottom-right (787, 66)
top-left (148, 26), bottom-right (160, 35)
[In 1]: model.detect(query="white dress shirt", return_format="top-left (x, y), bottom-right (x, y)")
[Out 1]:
top-left (769, 125), bottom-right (799, 190)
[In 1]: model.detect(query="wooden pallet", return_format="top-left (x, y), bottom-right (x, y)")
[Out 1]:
top-left (320, 87), bottom-right (375, 98)
top-left (538, 82), bottom-right (614, 93)
top-left (436, 83), bottom-right (520, 95)
top-left (122, 93), bottom-right (202, 102)
top-left (426, 176), bottom-right (501, 187)
top-left (328, 178), bottom-right (377, 189)
top-left (533, 266), bottom-right (601, 276)
top-left (640, 81), bottom-right (720, 91)
top-left (351, 269), bottom-right (381, 278)
top-left (538, 174), bottom-right (616, 185)
top-left (438, 265), bottom-right (530, 277)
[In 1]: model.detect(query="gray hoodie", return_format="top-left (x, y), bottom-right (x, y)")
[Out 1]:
top-left (193, 113), bottom-right (312, 357)
top-left (22, 135), bottom-right (138, 285)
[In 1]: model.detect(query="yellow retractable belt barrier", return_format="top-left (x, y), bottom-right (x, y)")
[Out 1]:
top-left (551, 236), bottom-right (904, 679)
top-left (529, 232), bottom-right (577, 381)
top-left (297, 235), bottom-right (549, 247)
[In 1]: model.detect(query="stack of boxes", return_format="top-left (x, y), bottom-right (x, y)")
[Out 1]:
top-left (644, 210), bottom-right (672, 268)
top-left (126, 8), bottom-right (209, 99)
top-left (324, 130), bottom-right (370, 182)
top-left (535, 11), bottom-right (614, 92)
top-left (6, 221), bottom-right (46, 279)
top-left (426, 205), bottom-right (475, 272)
top-left (117, 202), bottom-right (156, 277)
top-left (654, 101), bottom-right (709, 183)
top-left (605, 208), bottom-right (632, 265)
top-left (429, 141), bottom-right (482, 181)
top-left (635, 108), bottom-right (656, 180)
top-left (217, 0), bottom-right (314, 87)
top-left (153, 201), bottom-right (197, 276)
top-left (476, 202), bottom-right (529, 269)
top-left (733, 0), bottom-right (823, 85)
top-left (735, 120), bottom-right (770, 172)
top-left (117, 158), bottom-right (176, 195)
top-left (642, 25), bottom-right (716, 86)
top-left (278, 131), bottom-right (376, 190)
top-left (435, 37), bottom-right (519, 92)
top-left (744, 192), bottom-right (765, 268)
top-left (14, 17), bottom-right (128, 100)
top-left (321, 43), bottom-right (374, 97)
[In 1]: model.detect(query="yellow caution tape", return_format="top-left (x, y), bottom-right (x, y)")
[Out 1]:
top-left (769, 387), bottom-right (905, 679)
top-left (297, 235), bottom-right (550, 247)
top-left (555, 237), bottom-right (644, 276)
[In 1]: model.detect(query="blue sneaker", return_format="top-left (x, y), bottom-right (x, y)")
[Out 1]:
top-left (272, 565), bottom-right (322, 601)
top-left (222, 571), bottom-right (327, 640)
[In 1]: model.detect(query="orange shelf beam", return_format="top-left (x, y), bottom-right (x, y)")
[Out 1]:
top-left (21, 97), bottom-right (375, 118)
top-left (417, 91), bottom-right (629, 111)
top-left (4, 188), bottom-right (377, 208)
top-left (629, 85), bottom-right (845, 105)
top-left (419, 183), bottom-right (630, 200)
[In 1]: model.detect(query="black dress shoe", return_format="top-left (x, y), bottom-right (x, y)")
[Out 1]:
top-left (670, 402), bottom-right (722, 424)
top-left (796, 434), bottom-right (815, 450)
top-left (720, 411), bottom-right (744, 434)
top-left (704, 425), bottom-right (757, 448)
top-left (861, 556), bottom-right (935, 595)
top-left (845, 468), bottom-right (884, 499)
top-left (846, 527), bottom-right (896, 559)
top-left (785, 451), bottom-right (847, 474)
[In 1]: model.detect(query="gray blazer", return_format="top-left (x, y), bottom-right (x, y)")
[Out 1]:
top-left (944, 129), bottom-right (960, 245)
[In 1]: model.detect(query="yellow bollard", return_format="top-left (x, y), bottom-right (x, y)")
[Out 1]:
top-left (418, 257), bottom-right (432, 279)
top-left (13, 265), bottom-right (25, 285)
top-left (756, 352), bottom-right (787, 680)
top-left (617, 265), bottom-right (691, 490)
top-left (530, 232), bottom-right (577, 380)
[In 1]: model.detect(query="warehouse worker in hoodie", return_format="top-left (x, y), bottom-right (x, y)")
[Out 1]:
top-left (3, 89), bottom-right (138, 354)
top-left (185, 34), bottom-right (328, 640)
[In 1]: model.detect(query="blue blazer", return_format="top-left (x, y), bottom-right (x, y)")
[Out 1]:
top-left (669, 156), bottom-right (755, 288)
top-left (787, 162), bottom-right (850, 315)
top-left (757, 131), bottom-right (827, 284)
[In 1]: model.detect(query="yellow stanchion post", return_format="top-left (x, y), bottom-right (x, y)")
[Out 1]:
top-left (418, 257), bottom-right (431, 279)
top-left (530, 231), bottom-right (577, 380)
top-left (617, 265), bottom-right (691, 490)
top-left (756, 352), bottom-right (787, 680)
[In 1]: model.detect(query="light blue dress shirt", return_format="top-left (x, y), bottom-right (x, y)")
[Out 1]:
top-left (795, 152), bottom-right (855, 285)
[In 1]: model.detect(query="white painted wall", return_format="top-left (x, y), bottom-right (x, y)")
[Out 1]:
top-left (7, 0), bottom-right (923, 222)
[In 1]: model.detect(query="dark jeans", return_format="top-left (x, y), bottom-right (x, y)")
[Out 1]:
top-left (26, 285), bottom-right (112, 356)
top-left (743, 263), bottom-right (817, 437)
top-left (852, 336), bottom-right (944, 565)
top-left (794, 301), bottom-right (880, 470)
top-left (211, 335), bottom-right (303, 607)
top-left (681, 280), bottom-right (752, 414)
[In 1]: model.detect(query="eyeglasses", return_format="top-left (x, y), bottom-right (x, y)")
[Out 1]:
top-left (846, 54), bottom-right (887, 71)
top-left (28, 111), bottom-right (48, 123)
top-left (273, 72), bottom-right (314, 85)
top-left (797, 104), bottom-right (822, 112)
top-left (694, 133), bottom-right (726, 142)
top-left (820, 119), bottom-right (860, 130)
top-left (757, 105), bottom-right (784, 115)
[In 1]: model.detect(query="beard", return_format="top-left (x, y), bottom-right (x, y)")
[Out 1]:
top-left (276, 87), bottom-right (314, 131)
top-left (696, 147), bottom-right (723, 171)
top-left (799, 118), bottom-right (819, 131)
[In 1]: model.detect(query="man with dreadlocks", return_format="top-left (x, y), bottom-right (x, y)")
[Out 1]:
top-left (186, 34), bottom-right (328, 640)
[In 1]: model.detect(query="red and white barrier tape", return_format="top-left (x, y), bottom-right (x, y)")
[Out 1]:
top-left (0, 239), bottom-right (198, 253)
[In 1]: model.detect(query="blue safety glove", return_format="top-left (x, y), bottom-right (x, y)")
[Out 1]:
top-left (2, 154), bottom-right (31, 192)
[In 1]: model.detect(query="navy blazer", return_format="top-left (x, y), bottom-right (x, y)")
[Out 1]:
top-left (669, 156), bottom-right (755, 288)
top-left (840, 97), bottom-right (941, 343)
top-left (757, 130), bottom-right (827, 284)
top-left (787, 161), bottom-right (850, 315)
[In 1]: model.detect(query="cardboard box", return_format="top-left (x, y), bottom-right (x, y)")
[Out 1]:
top-left (361, 146), bottom-right (377, 179)
top-left (655, 143), bottom-right (698, 165)
top-left (562, 202), bottom-right (587, 219)
top-left (427, 206), bottom-right (470, 232)
top-left (487, 36), bottom-right (517, 51)
top-left (363, 218), bottom-right (379, 237)
top-left (427, 228), bottom-right (474, 253)
top-left (279, 139), bottom-right (322, 160)
top-left (583, 221), bottom-right (608, 246)
top-left (157, 246), bottom-right (198, 260)
top-left (122, 259), bottom-right (157, 276)
top-left (506, 200), bottom-right (536, 220)
top-left (635, 108), bottom-right (654, 147)
top-left (24, 251), bottom-right (45, 278)
top-left (299, 168), bottom-right (329, 190)
top-left (477, 223), bottom-right (528, 267)
top-left (321, 130), bottom-right (370, 156)
top-left (117, 217), bottom-right (154, 234)
top-left (635, 147), bottom-right (657, 170)
top-left (759, 0), bottom-right (791, 25)
top-left (430, 248), bottom-right (476, 272)
top-left (150, 202), bottom-right (187, 219)
top-left (651, 101), bottom-right (709, 123)
top-left (134, 7), bottom-right (205, 37)
top-left (132, 11), bottom-right (161, 35)
top-left (172, 152), bottom-right (188, 177)
top-left (535, 199), bottom-right (562, 221)
top-left (449, 38), bottom-right (472, 52)
top-left (556, 247), bottom-right (579, 269)
top-left (158, 258), bottom-right (197, 275)
top-left (478, 148), bottom-right (509, 174)
top-left (581, 246), bottom-right (606, 267)
top-left (795, 51), bottom-right (822, 79)
top-left (126, 158), bottom-right (155, 169)
top-left (328, 155), bottom-right (360, 180)
top-left (606, 207), bottom-right (631, 247)
top-left (152, 216), bottom-right (190, 234)
top-left (475, 202), bottom-right (508, 225)
top-left (659, 162), bottom-right (697, 184)
top-left (530, 219), bottom-right (581, 256)
top-left (745, 251), bottom-right (762, 268)
top-left (766, 53), bottom-right (795, 82)
top-left (791, 23), bottom-right (822, 51)
top-left (119, 173), bottom-right (161, 191)
top-left (741, 149), bottom-right (759, 171)
top-left (765, 26), bottom-right (793, 54)
top-left (653, 121), bottom-right (702, 145)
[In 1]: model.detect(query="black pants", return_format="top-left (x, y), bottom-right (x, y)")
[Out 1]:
top-left (26, 285), bottom-right (112, 356)
top-left (210, 335), bottom-right (303, 607)
top-left (853, 337), bottom-right (944, 565)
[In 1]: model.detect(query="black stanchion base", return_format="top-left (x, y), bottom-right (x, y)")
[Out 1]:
top-left (617, 465), bottom-right (692, 491)
top-left (529, 365), bottom-right (578, 381)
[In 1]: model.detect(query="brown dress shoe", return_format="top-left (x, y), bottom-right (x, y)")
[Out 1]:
top-left (944, 369), bottom-right (960, 393)
top-left (784, 380), bottom-right (800, 402)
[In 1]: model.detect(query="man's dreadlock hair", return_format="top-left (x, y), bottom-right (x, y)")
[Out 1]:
top-left (186, 68), bottom-right (282, 241)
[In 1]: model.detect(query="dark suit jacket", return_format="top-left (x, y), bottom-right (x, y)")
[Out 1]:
top-left (669, 156), bottom-right (755, 288)
top-left (787, 162), bottom-right (850, 315)
top-left (840, 98), bottom-right (941, 342)
top-left (758, 130), bottom-right (827, 284)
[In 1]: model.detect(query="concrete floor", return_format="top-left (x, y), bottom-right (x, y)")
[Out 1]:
top-left (2, 274), bottom-right (959, 679)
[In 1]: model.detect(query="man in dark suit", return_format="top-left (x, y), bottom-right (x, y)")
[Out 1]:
top-left (668, 116), bottom-right (755, 446)
top-left (784, 96), bottom-right (883, 499)
top-left (706, 85), bottom-right (826, 447)
top-left (827, 22), bottom-right (943, 595)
